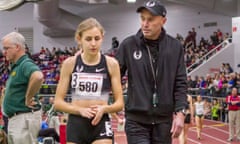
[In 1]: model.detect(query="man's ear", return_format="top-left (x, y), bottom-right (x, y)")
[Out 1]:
top-left (16, 44), bottom-right (21, 51)
top-left (162, 17), bottom-right (167, 25)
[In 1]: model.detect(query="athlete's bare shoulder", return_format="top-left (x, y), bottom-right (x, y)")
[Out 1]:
top-left (105, 55), bottom-right (119, 66)
top-left (62, 56), bottom-right (76, 65)
top-left (105, 55), bottom-right (120, 75)
top-left (61, 56), bottom-right (77, 73)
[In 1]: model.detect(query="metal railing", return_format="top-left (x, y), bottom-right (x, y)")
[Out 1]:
top-left (187, 38), bottom-right (232, 74)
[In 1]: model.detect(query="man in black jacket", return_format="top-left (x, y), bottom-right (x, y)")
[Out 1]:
top-left (116, 0), bottom-right (188, 143)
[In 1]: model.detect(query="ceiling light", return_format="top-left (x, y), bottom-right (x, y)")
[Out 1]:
top-left (127, 0), bottom-right (136, 3)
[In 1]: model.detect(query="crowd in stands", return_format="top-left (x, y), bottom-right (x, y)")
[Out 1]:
top-left (177, 28), bottom-right (231, 69)
top-left (0, 28), bottom-right (234, 125)
top-left (187, 63), bottom-right (236, 97)
top-left (0, 28), bottom-right (231, 91)
top-left (0, 45), bottom-right (80, 91)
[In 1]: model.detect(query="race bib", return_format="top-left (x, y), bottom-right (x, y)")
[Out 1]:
top-left (196, 108), bottom-right (204, 115)
top-left (71, 72), bottom-right (103, 97)
top-left (195, 103), bottom-right (204, 115)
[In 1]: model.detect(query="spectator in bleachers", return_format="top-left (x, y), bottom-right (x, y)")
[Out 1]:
top-left (51, 47), bottom-right (57, 57)
top-left (199, 37), bottom-right (207, 47)
top-left (212, 73), bottom-right (222, 97)
top-left (224, 32), bottom-right (231, 42)
top-left (63, 47), bottom-right (69, 56)
top-left (227, 73), bottom-right (236, 90)
top-left (192, 75), bottom-right (199, 88)
top-left (219, 98), bottom-right (228, 123)
top-left (52, 55), bottom-right (60, 66)
top-left (210, 31), bottom-right (219, 47)
top-left (68, 47), bottom-right (74, 56)
top-left (207, 77), bottom-right (215, 96)
top-left (191, 27), bottom-right (197, 48)
top-left (38, 51), bottom-right (46, 61)
top-left (217, 29), bottom-right (223, 40)
top-left (219, 63), bottom-right (226, 74)
top-left (176, 33), bottom-right (184, 42)
top-left (235, 73), bottom-right (240, 88)
top-left (203, 98), bottom-right (211, 119)
top-left (40, 46), bottom-right (46, 54)
top-left (211, 99), bottom-right (220, 121)
top-left (184, 31), bottom-right (193, 49)
top-left (199, 76), bottom-right (206, 96)
top-left (187, 76), bottom-right (194, 88)
top-left (45, 69), bottom-right (56, 82)
top-left (55, 47), bottom-right (63, 56)
top-left (220, 74), bottom-right (229, 97)
top-left (1, 70), bottom-right (8, 83)
top-left (25, 44), bottom-right (32, 59)
top-left (226, 63), bottom-right (233, 74)
top-left (44, 47), bottom-right (52, 60)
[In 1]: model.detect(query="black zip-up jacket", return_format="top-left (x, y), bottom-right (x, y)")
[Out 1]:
top-left (116, 29), bottom-right (188, 124)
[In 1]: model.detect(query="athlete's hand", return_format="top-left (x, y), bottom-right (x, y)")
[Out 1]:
top-left (91, 105), bottom-right (105, 126)
top-left (78, 107), bottom-right (96, 119)
top-left (171, 112), bottom-right (185, 138)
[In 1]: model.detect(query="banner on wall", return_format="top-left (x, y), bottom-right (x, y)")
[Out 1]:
top-left (232, 17), bottom-right (240, 71)
top-left (232, 17), bottom-right (240, 37)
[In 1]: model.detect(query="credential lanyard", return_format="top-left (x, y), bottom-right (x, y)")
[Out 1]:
top-left (146, 45), bottom-right (158, 107)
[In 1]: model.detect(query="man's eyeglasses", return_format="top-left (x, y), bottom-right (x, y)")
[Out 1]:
top-left (3, 46), bottom-right (12, 51)
top-left (3, 44), bottom-right (17, 51)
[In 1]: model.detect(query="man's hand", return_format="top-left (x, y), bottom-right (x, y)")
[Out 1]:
top-left (171, 112), bottom-right (185, 138)
top-left (25, 97), bottom-right (37, 109)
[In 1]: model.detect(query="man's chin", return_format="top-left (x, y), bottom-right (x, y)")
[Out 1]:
top-left (143, 34), bottom-right (153, 39)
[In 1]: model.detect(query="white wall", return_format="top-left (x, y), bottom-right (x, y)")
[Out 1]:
top-left (0, 3), bottom-right (34, 40)
top-left (0, 1), bottom-right (232, 53)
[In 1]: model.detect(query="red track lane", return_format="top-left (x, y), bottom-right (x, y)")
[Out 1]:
top-left (112, 119), bottom-right (240, 144)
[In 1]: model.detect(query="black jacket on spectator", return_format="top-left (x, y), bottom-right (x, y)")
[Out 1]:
top-left (116, 29), bottom-right (188, 124)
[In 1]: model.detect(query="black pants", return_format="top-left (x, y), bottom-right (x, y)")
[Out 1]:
top-left (125, 119), bottom-right (172, 144)
top-left (67, 114), bottom-right (113, 144)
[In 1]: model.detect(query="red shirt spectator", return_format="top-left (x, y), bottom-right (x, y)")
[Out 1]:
top-left (226, 91), bottom-right (240, 111)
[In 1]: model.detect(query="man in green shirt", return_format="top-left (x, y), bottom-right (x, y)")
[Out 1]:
top-left (1, 32), bottom-right (44, 144)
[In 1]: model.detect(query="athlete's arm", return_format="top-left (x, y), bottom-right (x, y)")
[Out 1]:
top-left (54, 56), bottom-right (79, 114)
top-left (91, 56), bottom-right (124, 125)
top-left (105, 56), bottom-right (124, 113)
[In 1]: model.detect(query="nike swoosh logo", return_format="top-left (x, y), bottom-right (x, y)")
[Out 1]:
top-left (96, 68), bottom-right (105, 72)
top-left (100, 132), bottom-right (106, 136)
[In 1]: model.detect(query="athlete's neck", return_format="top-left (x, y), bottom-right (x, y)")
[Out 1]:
top-left (81, 52), bottom-right (101, 66)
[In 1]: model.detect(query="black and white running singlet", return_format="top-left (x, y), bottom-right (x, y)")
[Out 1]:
top-left (70, 54), bottom-right (111, 101)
